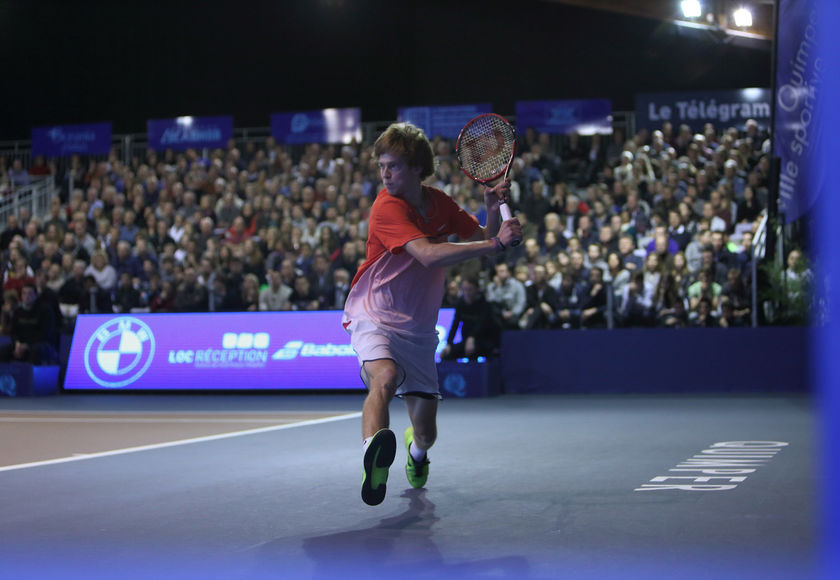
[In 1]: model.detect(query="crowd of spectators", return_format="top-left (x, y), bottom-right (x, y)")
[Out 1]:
top-left (0, 117), bottom-right (801, 363)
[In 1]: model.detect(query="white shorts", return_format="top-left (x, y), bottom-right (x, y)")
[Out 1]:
top-left (346, 318), bottom-right (441, 399)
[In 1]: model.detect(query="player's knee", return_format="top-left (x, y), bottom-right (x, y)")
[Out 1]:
top-left (370, 371), bottom-right (399, 398)
top-left (371, 382), bottom-right (397, 399)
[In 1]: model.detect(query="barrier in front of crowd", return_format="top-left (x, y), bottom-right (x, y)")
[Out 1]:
top-left (0, 177), bottom-right (56, 227)
top-left (62, 310), bottom-right (458, 392)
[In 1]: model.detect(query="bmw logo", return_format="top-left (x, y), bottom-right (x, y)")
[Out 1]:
top-left (84, 317), bottom-right (156, 388)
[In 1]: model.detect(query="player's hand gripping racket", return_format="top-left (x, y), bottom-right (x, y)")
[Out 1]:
top-left (456, 113), bottom-right (521, 246)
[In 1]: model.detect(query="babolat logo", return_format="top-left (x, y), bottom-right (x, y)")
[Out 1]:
top-left (85, 317), bottom-right (156, 388)
top-left (272, 340), bottom-right (355, 360)
top-left (168, 332), bottom-right (270, 368)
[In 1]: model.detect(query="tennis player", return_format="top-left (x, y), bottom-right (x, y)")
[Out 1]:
top-left (342, 123), bottom-right (521, 506)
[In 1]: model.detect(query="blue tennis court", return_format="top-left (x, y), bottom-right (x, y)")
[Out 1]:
top-left (0, 392), bottom-right (814, 579)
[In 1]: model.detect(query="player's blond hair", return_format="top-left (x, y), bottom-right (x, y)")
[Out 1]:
top-left (374, 123), bottom-right (435, 180)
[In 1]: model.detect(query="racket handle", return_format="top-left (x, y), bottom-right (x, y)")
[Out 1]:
top-left (499, 202), bottom-right (521, 247)
top-left (499, 202), bottom-right (512, 221)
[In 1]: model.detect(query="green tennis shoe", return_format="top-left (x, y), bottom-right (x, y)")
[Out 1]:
top-left (362, 429), bottom-right (396, 506)
top-left (404, 427), bottom-right (429, 489)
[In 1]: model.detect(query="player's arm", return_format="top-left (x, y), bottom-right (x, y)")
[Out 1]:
top-left (404, 236), bottom-right (503, 269)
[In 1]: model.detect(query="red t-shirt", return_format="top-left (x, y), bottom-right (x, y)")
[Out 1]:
top-left (344, 186), bottom-right (479, 335)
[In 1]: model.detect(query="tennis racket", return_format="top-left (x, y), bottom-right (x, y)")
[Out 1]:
top-left (456, 113), bottom-right (520, 245)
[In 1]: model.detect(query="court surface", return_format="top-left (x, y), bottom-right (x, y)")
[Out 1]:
top-left (0, 393), bottom-right (814, 579)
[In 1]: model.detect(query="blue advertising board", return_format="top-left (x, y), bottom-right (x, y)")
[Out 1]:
top-left (31, 122), bottom-right (112, 157)
top-left (63, 309), bottom-right (456, 391)
top-left (635, 88), bottom-right (771, 133)
top-left (774, 0), bottom-right (823, 223)
top-left (397, 104), bottom-right (492, 139)
top-left (270, 108), bottom-right (361, 145)
top-left (515, 99), bottom-right (613, 135)
top-left (146, 116), bottom-right (233, 151)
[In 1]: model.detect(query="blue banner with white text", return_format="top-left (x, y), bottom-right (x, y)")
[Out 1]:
top-left (31, 122), bottom-right (112, 157)
top-left (515, 99), bottom-right (613, 135)
top-left (774, 0), bottom-right (823, 223)
top-left (397, 104), bottom-right (492, 139)
top-left (63, 310), bottom-right (456, 391)
top-left (147, 116), bottom-right (233, 151)
top-left (635, 89), bottom-right (771, 133)
top-left (271, 108), bottom-right (361, 145)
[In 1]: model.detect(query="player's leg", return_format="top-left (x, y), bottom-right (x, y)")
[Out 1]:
top-left (405, 394), bottom-right (438, 451)
top-left (403, 394), bottom-right (437, 488)
top-left (361, 358), bottom-right (400, 438)
top-left (360, 358), bottom-right (400, 506)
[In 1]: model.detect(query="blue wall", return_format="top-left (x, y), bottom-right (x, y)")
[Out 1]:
top-left (500, 327), bottom-right (809, 394)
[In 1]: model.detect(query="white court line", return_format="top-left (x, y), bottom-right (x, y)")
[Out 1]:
top-left (0, 417), bottom-right (330, 424)
top-left (0, 412), bottom-right (361, 473)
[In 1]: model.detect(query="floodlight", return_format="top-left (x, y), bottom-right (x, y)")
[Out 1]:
top-left (733, 7), bottom-right (753, 28)
top-left (681, 0), bottom-right (702, 19)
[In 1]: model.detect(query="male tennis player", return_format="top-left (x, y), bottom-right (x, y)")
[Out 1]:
top-left (342, 123), bottom-right (521, 505)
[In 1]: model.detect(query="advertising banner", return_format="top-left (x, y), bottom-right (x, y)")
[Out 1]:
top-left (146, 116), bottom-right (233, 151)
top-left (63, 310), bottom-right (456, 391)
top-left (270, 108), bottom-right (361, 145)
top-left (31, 122), bottom-right (112, 157)
top-left (515, 99), bottom-right (613, 135)
top-left (774, 0), bottom-right (823, 223)
top-left (397, 104), bottom-right (492, 139)
top-left (635, 88), bottom-right (771, 133)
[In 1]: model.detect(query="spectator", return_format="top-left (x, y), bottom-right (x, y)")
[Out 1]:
top-left (0, 284), bottom-right (56, 364)
top-left (690, 296), bottom-right (718, 327)
top-left (605, 251), bottom-right (630, 301)
top-left (442, 277), bottom-right (501, 360)
top-left (78, 275), bottom-right (114, 315)
top-left (618, 270), bottom-right (652, 327)
top-left (206, 274), bottom-right (234, 312)
top-left (8, 159), bottom-right (30, 187)
top-left (617, 234), bottom-right (644, 272)
top-left (331, 267), bottom-right (350, 310)
top-left (486, 262), bottom-right (526, 330)
top-left (241, 273), bottom-right (261, 312)
top-left (113, 272), bottom-right (142, 313)
top-left (580, 266), bottom-right (608, 329)
top-left (3, 255), bottom-right (35, 298)
top-left (223, 256), bottom-right (246, 310)
top-left (1, 289), bottom-right (20, 335)
top-left (307, 250), bottom-right (334, 309)
top-left (259, 269), bottom-right (292, 311)
top-left (519, 264), bottom-right (557, 329)
top-left (1, 214), bottom-right (25, 251)
top-left (173, 267), bottom-right (207, 312)
top-left (85, 250), bottom-right (118, 292)
top-left (112, 240), bottom-right (143, 281)
top-left (58, 260), bottom-right (88, 310)
top-left (554, 267), bottom-right (585, 329)
top-left (687, 268), bottom-right (722, 313)
top-left (784, 248), bottom-right (812, 305)
top-left (290, 275), bottom-right (319, 311)
top-left (653, 271), bottom-right (688, 328)
top-left (149, 280), bottom-right (175, 313)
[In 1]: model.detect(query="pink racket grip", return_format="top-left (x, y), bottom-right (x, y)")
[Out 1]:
top-left (499, 202), bottom-right (521, 247)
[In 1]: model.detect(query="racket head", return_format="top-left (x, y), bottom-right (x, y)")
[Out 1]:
top-left (456, 113), bottom-right (516, 185)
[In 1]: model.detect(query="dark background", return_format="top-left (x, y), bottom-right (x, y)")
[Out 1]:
top-left (1, 0), bottom-right (771, 139)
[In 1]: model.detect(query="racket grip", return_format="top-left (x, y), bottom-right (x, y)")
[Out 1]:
top-left (499, 203), bottom-right (512, 221)
top-left (499, 202), bottom-right (521, 247)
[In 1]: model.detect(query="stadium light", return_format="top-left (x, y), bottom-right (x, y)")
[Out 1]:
top-left (732, 7), bottom-right (753, 28)
top-left (681, 0), bottom-right (702, 19)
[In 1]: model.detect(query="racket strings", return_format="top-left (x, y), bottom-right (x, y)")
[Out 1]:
top-left (458, 117), bottom-right (515, 182)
